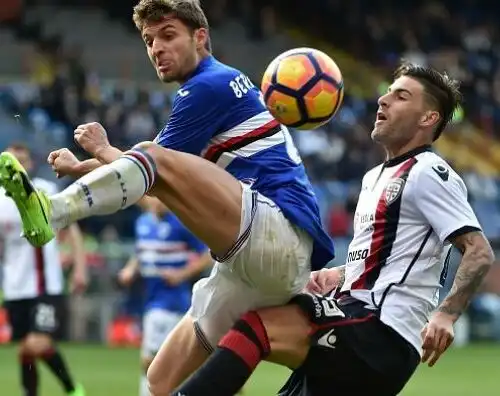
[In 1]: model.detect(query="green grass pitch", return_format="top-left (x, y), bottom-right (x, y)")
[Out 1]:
top-left (0, 343), bottom-right (498, 395)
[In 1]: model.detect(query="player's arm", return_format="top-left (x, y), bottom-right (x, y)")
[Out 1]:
top-left (438, 231), bottom-right (494, 319)
top-left (65, 223), bottom-right (88, 293)
top-left (71, 144), bottom-right (125, 177)
top-left (118, 256), bottom-right (140, 287)
top-left (413, 164), bottom-right (495, 365)
top-left (305, 265), bottom-right (345, 294)
top-left (413, 165), bottom-right (495, 320)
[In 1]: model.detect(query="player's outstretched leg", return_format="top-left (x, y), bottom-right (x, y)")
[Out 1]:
top-left (0, 152), bottom-right (54, 246)
top-left (0, 144), bottom-right (242, 256)
top-left (1, 142), bottom-right (295, 394)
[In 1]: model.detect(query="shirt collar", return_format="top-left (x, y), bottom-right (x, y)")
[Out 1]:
top-left (384, 145), bottom-right (432, 167)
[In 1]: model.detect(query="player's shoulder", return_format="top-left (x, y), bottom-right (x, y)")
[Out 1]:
top-left (410, 151), bottom-right (462, 184)
top-left (181, 57), bottom-right (254, 99)
top-left (33, 177), bottom-right (59, 195)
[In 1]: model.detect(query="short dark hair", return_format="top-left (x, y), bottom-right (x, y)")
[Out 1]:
top-left (133, 0), bottom-right (209, 32)
top-left (394, 62), bottom-right (461, 141)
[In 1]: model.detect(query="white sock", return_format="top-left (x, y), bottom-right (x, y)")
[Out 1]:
top-left (50, 149), bottom-right (156, 229)
top-left (140, 375), bottom-right (150, 396)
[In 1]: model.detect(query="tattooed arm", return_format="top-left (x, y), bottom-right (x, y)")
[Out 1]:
top-left (438, 231), bottom-right (494, 320)
top-left (421, 230), bottom-right (494, 367)
top-left (335, 265), bottom-right (346, 289)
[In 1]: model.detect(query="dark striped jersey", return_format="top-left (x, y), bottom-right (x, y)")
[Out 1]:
top-left (154, 55), bottom-right (334, 270)
top-left (0, 178), bottom-right (64, 300)
top-left (340, 145), bottom-right (482, 354)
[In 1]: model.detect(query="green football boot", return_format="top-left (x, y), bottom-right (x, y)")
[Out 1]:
top-left (0, 152), bottom-right (55, 246)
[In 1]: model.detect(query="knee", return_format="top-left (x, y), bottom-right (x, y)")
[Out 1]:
top-left (133, 141), bottom-right (157, 152)
top-left (132, 141), bottom-right (171, 165)
top-left (23, 333), bottom-right (54, 357)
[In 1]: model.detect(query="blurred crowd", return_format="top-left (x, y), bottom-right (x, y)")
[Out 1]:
top-left (0, 0), bottom-right (499, 244)
top-left (277, 0), bottom-right (500, 137)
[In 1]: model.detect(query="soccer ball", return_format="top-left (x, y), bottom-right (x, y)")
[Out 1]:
top-left (261, 47), bottom-right (344, 130)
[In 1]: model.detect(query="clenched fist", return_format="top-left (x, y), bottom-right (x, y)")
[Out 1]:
top-left (48, 148), bottom-right (81, 178)
top-left (305, 267), bottom-right (343, 295)
top-left (74, 122), bottom-right (110, 157)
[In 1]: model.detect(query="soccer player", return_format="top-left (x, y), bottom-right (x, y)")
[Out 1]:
top-left (170, 64), bottom-right (496, 396)
top-left (0, 143), bottom-right (87, 396)
top-left (118, 197), bottom-right (212, 396)
top-left (0, 0), bottom-right (334, 394)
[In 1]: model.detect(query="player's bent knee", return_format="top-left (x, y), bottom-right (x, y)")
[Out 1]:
top-left (24, 333), bottom-right (54, 357)
top-left (257, 305), bottom-right (311, 368)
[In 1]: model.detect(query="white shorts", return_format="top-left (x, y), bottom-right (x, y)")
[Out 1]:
top-left (190, 183), bottom-right (313, 350)
top-left (141, 308), bottom-right (182, 358)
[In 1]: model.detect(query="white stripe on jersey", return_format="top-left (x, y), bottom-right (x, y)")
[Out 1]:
top-left (204, 111), bottom-right (276, 146)
top-left (138, 251), bottom-right (190, 263)
top-left (201, 111), bottom-right (285, 168)
top-left (136, 240), bottom-right (187, 252)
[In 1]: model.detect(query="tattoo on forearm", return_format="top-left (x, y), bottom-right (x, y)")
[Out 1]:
top-left (438, 233), bottom-right (493, 317)
top-left (337, 265), bottom-right (346, 288)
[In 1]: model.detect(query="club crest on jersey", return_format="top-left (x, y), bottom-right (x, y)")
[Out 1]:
top-left (384, 178), bottom-right (405, 205)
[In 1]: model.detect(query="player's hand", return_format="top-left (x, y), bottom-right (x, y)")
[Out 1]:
top-left (74, 122), bottom-right (111, 157)
top-left (47, 148), bottom-right (81, 178)
top-left (70, 268), bottom-right (88, 294)
top-left (161, 268), bottom-right (187, 286)
top-left (118, 267), bottom-right (136, 287)
top-left (421, 312), bottom-right (455, 367)
top-left (305, 267), bottom-right (342, 295)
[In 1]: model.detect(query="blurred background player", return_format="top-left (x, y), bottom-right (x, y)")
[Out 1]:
top-left (117, 197), bottom-right (212, 396)
top-left (0, 143), bottom-right (87, 396)
top-left (0, 1), bottom-right (335, 394)
top-left (172, 64), bottom-right (496, 396)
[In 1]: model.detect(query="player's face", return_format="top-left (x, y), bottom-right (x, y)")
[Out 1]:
top-left (142, 16), bottom-right (206, 83)
top-left (6, 147), bottom-right (33, 172)
top-left (372, 76), bottom-right (433, 147)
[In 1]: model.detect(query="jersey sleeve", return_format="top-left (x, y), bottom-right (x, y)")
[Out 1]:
top-left (412, 163), bottom-right (482, 243)
top-left (154, 81), bottom-right (225, 155)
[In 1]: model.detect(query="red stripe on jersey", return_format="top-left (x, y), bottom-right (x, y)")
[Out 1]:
top-left (137, 245), bottom-right (188, 254)
top-left (203, 119), bottom-right (280, 162)
top-left (34, 247), bottom-right (46, 295)
top-left (351, 158), bottom-right (417, 290)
